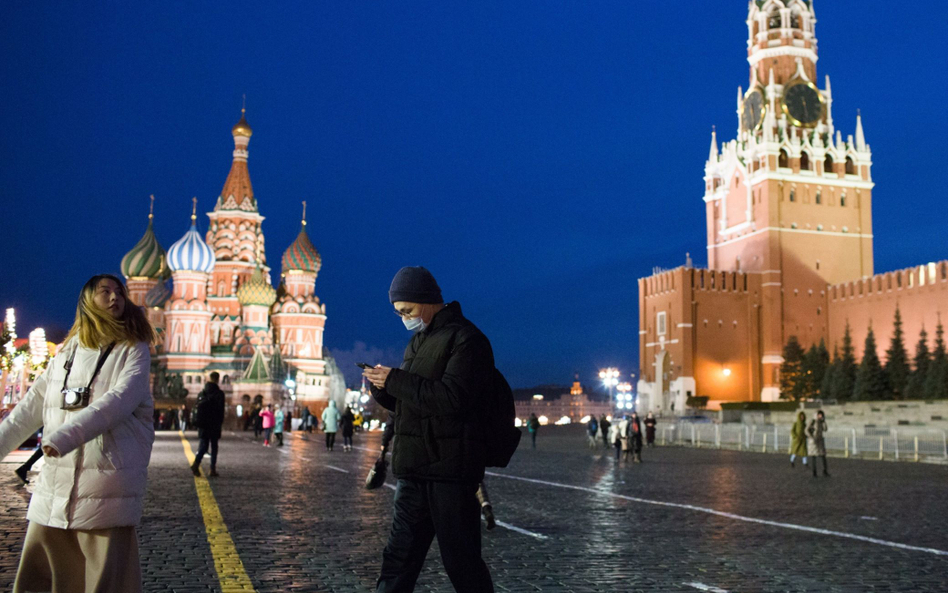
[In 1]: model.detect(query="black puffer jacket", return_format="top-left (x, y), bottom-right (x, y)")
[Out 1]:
top-left (194, 382), bottom-right (226, 440)
top-left (373, 302), bottom-right (493, 483)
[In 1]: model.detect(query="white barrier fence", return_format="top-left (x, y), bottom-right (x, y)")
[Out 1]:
top-left (659, 422), bottom-right (948, 462)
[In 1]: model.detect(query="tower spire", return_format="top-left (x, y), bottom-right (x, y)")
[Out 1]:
top-left (301, 201), bottom-right (307, 228)
top-left (149, 194), bottom-right (155, 221)
top-left (191, 197), bottom-right (198, 223)
top-left (855, 109), bottom-right (867, 151)
top-left (709, 126), bottom-right (718, 162)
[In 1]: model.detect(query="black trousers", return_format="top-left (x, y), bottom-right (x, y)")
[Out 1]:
top-left (377, 478), bottom-right (493, 593)
top-left (194, 437), bottom-right (219, 470)
top-left (326, 432), bottom-right (336, 449)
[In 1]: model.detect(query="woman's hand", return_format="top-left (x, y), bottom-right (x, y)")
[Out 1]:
top-left (363, 365), bottom-right (393, 389)
top-left (42, 445), bottom-right (60, 458)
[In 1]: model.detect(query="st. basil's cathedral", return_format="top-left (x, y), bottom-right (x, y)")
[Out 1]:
top-left (118, 109), bottom-right (331, 416)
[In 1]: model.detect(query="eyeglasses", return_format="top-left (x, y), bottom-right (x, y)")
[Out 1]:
top-left (394, 309), bottom-right (417, 319)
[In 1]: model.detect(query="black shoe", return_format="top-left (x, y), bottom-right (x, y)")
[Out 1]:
top-left (15, 466), bottom-right (29, 484)
top-left (190, 463), bottom-right (201, 477)
top-left (209, 469), bottom-right (219, 478)
top-left (482, 504), bottom-right (496, 531)
top-left (823, 471), bottom-right (830, 477)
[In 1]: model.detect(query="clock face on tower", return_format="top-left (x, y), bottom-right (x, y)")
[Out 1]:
top-left (782, 81), bottom-right (824, 127)
top-left (741, 88), bottom-right (766, 131)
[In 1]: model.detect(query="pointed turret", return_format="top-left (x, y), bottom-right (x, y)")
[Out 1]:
top-left (216, 107), bottom-right (256, 213)
top-left (855, 110), bottom-right (867, 151)
top-left (121, 196), bottom-right (167, 281)
top-left (708, 127), bottom-right (719, 162)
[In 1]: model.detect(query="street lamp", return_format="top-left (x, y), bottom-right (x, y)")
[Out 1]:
top-left (599, 367), bottom-right (620, 401)
top-left (616, 382), bottom-right (632, 410)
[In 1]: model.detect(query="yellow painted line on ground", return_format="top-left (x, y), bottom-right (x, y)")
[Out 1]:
top-left (179, 431), bottom-right (257, 592)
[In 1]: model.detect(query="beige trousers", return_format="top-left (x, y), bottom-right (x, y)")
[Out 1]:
top-left (14, 521), bottom-right (142, 593)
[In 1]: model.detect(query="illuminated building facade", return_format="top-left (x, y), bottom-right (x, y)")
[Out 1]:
top-left (637, 1), bottom-right (947, 412)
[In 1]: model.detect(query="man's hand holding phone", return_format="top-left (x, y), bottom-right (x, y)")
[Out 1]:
top-left (359, 363), bottom-right (393, 389)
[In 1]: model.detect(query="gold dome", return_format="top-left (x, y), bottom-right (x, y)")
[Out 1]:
top-left (232, 108), bottom-right (253, 137)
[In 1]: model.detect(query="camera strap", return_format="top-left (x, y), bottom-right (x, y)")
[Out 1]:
top-left (62, 342), bottom-right (117, 391)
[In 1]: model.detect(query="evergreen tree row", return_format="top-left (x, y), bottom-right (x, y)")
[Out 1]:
top-left (780, 308), bottom-right (948, 401)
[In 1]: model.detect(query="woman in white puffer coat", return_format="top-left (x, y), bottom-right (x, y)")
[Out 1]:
top-left (0, 274), bottom-right (155, 593)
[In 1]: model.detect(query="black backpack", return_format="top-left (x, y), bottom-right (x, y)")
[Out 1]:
top-left (484, 368), bottom-right (521, 467)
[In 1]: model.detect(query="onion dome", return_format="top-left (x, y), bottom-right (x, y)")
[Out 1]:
top-left (145, 280), bottom-right (172, 308)
top-left (121, 197), bottom-right (167, 280)
top-left (232, 108), bottom-right (253, 138)
top-left (167, 199), bottom-right (216, 273)
top-left (237, 267), bottom-right (277, 307)
top-left (281, 201), bottom-right (322, 275)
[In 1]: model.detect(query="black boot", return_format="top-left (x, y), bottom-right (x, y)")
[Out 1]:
top-left (190, 462), bottom-right (201, 477)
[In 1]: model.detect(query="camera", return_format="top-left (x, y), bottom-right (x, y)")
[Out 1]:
top-left (62, 387), bottom-right (91, 411)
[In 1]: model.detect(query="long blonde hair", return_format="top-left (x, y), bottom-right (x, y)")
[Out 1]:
top-left (65, 274), bottom-right (156, 348)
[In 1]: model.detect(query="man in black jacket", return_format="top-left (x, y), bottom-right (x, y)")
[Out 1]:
top-left (364, 266), bottom-right (494, 593)
top-left (191, 371), bottom-right (226, 478)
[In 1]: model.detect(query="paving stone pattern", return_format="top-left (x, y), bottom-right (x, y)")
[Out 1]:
top-left (1, 424), bottom-right (947, 592)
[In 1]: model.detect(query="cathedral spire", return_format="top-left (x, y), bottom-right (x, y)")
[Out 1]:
top-left (708, 127), bottom-right (718, 162)
top-left (216, 105), bottom-right (256, 212)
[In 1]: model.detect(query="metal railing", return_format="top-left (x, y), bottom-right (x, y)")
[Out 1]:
top-left (658, 422), bottom-right (948, 463)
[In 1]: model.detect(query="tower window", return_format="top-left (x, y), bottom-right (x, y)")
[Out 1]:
top-left (840, 194), bottom-right (846, 207)
top-left (800, 152), bottom-right (811, 171)
top-left (657, 312), bottom-right (667, 336)
top-left (789, 189), bottom-right (796, 202)
top-left (816, 261), bottom-right (820, 270)
top-left (824, 155), bottom-right (834, 174)
top-left (779, 150), bottom-right (789, 169)
top-left (815, 191), bottom-right (821, 205)
top-left (845, 157), bottom-right (856, 175)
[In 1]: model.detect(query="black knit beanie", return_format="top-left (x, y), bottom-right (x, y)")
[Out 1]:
top-left (389, 266), bottom-right (442, 304)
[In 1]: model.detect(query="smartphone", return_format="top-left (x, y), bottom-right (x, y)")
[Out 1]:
top-left (356, 362), bottom-right (374, 369)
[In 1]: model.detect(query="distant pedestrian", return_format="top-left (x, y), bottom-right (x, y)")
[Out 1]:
top-left (260, 404), bottom-right (275, 447)
top-left (600, 415), bottom-right (611, 449)
top-left (274, 407), bottom-right (285, 447)
top-left (322, 400), bottom-right (340, 451)
top-left (191, 372), bottom-right (226, 477)
top-left (0, 273), bottom-right (155, 592)
top-left (15, 428), bottom-right (43, 484)
top-left (528, 413), bottom-right (540, 449)
top-left (644, 412), bottom-right (657, 447)
top-left (611, 418), bottom-right (624, 460)
top-left (790, 411), bottom-right (808, 468)
top-left (629, 412), bottom-right (643, 462)
top-left (252, 405), bottom-right (263, 439)
top-left (807, 410), bottom-right (829, 477)
top-left (178, 404), bottom-right (189, 432)
top-left (587, 416), bottom-right (599, 448)
top-left (341, 405), bottom-right (355, 451)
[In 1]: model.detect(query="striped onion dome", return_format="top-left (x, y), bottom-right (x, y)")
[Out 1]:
top-left (167, 222), bottom-right (216, 273)
top-left (144, 280), bottom-right (172, 308)
top-left (281, 227), bottom-right (321, 275)
top-left (121, 218), bottom-right (167, 280)
top-left (237, 267), bottom-right (276, 307)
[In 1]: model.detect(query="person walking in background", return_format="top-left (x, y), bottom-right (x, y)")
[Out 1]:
top-left (260, 404), bottom-right (275, 447)
top-left (363, 266), bottom-right (496, 592)
top-left (322, 400), bottom-right (340, 451)
top-left (274, 406), bottom-right (285, 447)
top-left (629, 412), bottom-right (644, 462)
top-left (644, 412), bottom-right (657, 447)
top-left (0, 273), bottom-right (155, 592)
top-left (807, 410), bottom-right (829, 477)
top-left (341, 405), bottom-right (355, 452)
top-left (178, 404), bottom-right (189, 432)
top-left (14, 428), bottom-right (43, 484)
top-left (600, 414), bottom-right (611, 449)
top-left (790, 411), bottom-right (808, 468)
top-left (611, 417), bottom-right (624, 460)
top-left (301, 407), bottom-right (313, 434)
top-left (191, 372), bottom-right (226, 477)
top-left (528, 413), bottom-right (540, 449)
top-left (586, 415), bottom-right (599, 449)
top-left (252, 404), bottom-right (263, 439)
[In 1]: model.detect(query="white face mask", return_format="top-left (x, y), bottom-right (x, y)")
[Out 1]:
top-left (402, 315), bottom-right (427, 333)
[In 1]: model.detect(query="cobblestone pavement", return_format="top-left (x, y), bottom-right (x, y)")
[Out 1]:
top-left (2, 425), bottom-right (947, 592)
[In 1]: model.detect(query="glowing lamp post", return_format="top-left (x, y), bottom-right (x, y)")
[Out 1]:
top-left (599, 367), bottom-right (620, 402)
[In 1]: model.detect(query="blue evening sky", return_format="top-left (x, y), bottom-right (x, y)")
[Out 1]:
top-left (1, 1), bottom-right (945, 390)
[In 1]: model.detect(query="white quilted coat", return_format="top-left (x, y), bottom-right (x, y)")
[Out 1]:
top-left (0, 338), bottom-right (154, 530)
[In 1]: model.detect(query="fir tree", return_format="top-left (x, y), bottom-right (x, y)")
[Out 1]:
top-left (884, 307), bottom-right (910, 399)
top-left (853, 325), bottom-right (887, 401)
top-left (802, 339), bottom-right (829, 398)
top-left (780, 336), bottom-right (806, 401)
top-left (904, 326), bottom-right (930, 399)
top-left (821, 345), bottom-right (840, 400)
top-left (925, 322), bottom-right (948, 399)
top-left (831, 322), bottom-right (857, 400)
